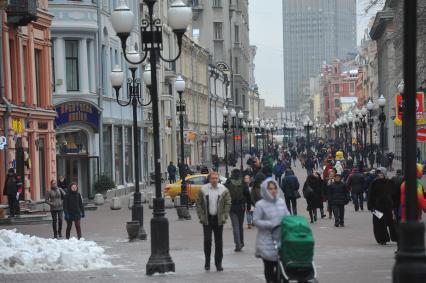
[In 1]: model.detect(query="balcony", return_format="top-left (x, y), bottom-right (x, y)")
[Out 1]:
top-left (6, 0), bottom-right (37, 26)
top-left (191, 0), bottom-right (203, 10)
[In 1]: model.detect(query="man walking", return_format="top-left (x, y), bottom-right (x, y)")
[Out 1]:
top-left (2, 168), bottom-right (19, 218)
top-left (328, 173), bottom-right (350, 227)
top-left (196, 171), bottom-right (231, 271)
top-left (46, 179), bottom-right (66, 238)
top-left (281, 169), bottom-right (300, 215)
top-left (225, 169), bottom-right (245, 252)
top-left (273, 159), bottom-right (285, 184)
top-left (347, 168), bottom-right (366, 211)
top-left (167, 162), bottom-right (177, 184)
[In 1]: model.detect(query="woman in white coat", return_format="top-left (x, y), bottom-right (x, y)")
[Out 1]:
top-left (254, 179), bottom-right (290, 283)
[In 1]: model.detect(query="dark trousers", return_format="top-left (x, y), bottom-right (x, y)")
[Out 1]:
top-left (169, 175), bottom-right (176, 184)
top-left (263, 259), bottom-right (278, 283)
top-left (275, 174), bottom-right (282, 184)
top-left (51, 210), bottom-right (63, 238)
top-left (373, 209), bottom-right (398, 244)
top-left (332, 204), bottom-right (345, 226)
top-left (203, 215), bottom-right (223, 267)
top-left (7, 195), bottom-right (19, 217)
top-left (285, 198), bottom-right (297, 215)
top-left (66, 219), bottom-right (82, 239)
top-left (352, 192), bottom-right (364, 211)
top-left (229, 208), bottom-right (245, 248)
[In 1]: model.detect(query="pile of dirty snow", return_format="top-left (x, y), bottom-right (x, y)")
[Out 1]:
top-left (0, 229), bottom-right (112, 273)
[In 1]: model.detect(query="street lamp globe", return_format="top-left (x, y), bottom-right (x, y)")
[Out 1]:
top-left (110, 65), bottom-right (124, 87)
top-left (260, 120), bottom-right (265, 129)
top-left (230, 108), bottom-right (237, 118)
top-left (367, 99), bottom-right (374, 111)
top-left (111, 1), bottom-right (135, 35)
top-left (126, 47), bottom-right (141, 69)
top-left (361, 106), bottom-right (368, 116)
top-left (175, 75), bottom-right (185, 92)
top-left (303, 120), bottom-right (308, 127)
top-left (378, 94), bottom-right (386, 107)
top-left (354, 108), bottom-right (360, 117)
top-left (242, 121), bottom-right (247, 129)
top-left (237, 110), bottom-right (244, 119)
top-left (247, 116), bottom-right (252, 123)
top-left (222, 106), bottom-right (229, 117)
top-left (142, 64), bottom-right (152, 86)
top-left (168, 0), bottom-right (193, 32)
top-left (308, 120), bottom-right (313, 127)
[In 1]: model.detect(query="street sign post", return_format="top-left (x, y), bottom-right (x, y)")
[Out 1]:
top-left (416, 128), bottom-right (426, 142)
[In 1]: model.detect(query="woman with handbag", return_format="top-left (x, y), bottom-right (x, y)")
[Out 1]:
top-left (303, 172), bottom-right (325, 223)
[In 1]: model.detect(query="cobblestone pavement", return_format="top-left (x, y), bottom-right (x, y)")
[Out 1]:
top-left (2, 159), bottom-right (423, 283)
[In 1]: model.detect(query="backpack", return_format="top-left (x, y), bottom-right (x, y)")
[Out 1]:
top-left (280, 216), bottom-right (314, 269)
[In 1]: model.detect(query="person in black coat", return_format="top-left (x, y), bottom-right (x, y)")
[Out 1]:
top-left (347, 168), bottom-right (366, 211)
top-left (63, 182), bottom-right (85, 239)
top-left (3, 168), bottom-right (20, 217)
top-left (303, 172), bottom-right (325, 223)
top-left (167, 162), bottom-right (177, 183)
top-left (367, 170), bottom-right (398, 245)
top-left (327, 173), bottom-right (350, 227)
top-left (281, 169), bottom-right (300, 215)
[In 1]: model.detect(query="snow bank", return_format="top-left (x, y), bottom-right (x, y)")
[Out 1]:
top-left (0, 229), bottom-right (112, 273)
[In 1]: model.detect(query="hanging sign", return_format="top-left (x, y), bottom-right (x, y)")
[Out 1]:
top-left (184, 131), bottom-right (197, 145)
top-left (11, 119), bottom-right (24, 134)
top-left (394, 92), bottom-right (425, 126)
top-left (0, 136), bottom-right (7, 150)
top-left (55, 102), bottom-right (100, 132)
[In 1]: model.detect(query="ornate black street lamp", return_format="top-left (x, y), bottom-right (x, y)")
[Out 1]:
top-left (260, 120), bottom-right (265, 154)
top-left (393, 1), bottom-right (426, 280)
top-left (265, 122), bottom-right (271, 153)
top-left (110, 63), bottom-right (148, 242)
top-left (303, 119), bottom-right (313, 152)
top-left (111, 0), bottom-right (192, 275)
top-left (230, 108), bottom-right (237, 157)
top-left (238, 110), bottom-right (244, 171)
top-left (347, 112), bottom-right (354, 153)
top-left (361, 106), bottom-right (368, 163)
top-left (366, 99), bottom-right (374, 155)
top-left (175, 76), bottom-right (190, 220)
top-left (247, 117), bottom-right (253, 156)
top-left (378, 94), bottom-right (386, 166)
top-left (254, 117), bottom-right (260, 155)
top-left (222, 106), bottom-right (230, 178)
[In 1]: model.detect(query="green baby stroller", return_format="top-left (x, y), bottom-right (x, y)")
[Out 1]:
top-left (274, 215), bottom-right (317, 283)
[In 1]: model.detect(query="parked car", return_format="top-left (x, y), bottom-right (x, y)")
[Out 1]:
top-left (164, 174), bottom-right (227, 203)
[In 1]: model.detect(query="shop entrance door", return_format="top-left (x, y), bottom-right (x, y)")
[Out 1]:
top-left (57, 155), bottom-right (89, 199)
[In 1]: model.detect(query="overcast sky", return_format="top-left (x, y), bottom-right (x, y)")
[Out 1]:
top-left (249, 0), bottom-right (384, 107)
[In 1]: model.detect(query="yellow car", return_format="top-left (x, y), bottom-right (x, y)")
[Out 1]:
top-left (164, 174), bottom-right (227, 203)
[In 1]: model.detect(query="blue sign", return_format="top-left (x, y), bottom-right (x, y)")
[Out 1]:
top-left (55, 102), bottom-right (100, 132)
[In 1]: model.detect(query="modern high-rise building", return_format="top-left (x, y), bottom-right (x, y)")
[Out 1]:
top-left (282, 0), bottom-right (357, 112)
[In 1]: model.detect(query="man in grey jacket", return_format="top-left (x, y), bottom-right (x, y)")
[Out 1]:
top-left (196, 171), bottom-right (231, 272)
top-left (46, 180), bottom-right (66, 239)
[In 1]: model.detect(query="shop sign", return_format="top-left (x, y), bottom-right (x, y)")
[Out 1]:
top-left (55, 102), bottom-right (100, 132)
top-left (0, 136), bottom-right (7, 150)
top-left (11, 118), bottom-right (24, 134)
top-left (395, 92), bottom-right (425, 126)
top-left (184, 131), bottom-right (197, 145)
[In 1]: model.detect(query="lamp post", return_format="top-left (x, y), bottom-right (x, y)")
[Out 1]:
top-left (254, 117), bottom-right (259, 155)
top-left (247, 117), bottom-right (253, 156)
top-left (378, 94), bottom-right (386, 166)
top-left (260, 120), bottom-right (265, 154)
top-left (110, 64), bottom-right (148, 242)
top-left (304, 119), bottom-right (313, 152)
top-left (111, 0), bottom-right (192, 274)
top-left (361, 106), bottom-right (368, 163)
top-left (265, 122), bottom-right (270, 154)
top-left (238, 110), bottom-right (244, 171)
top-left (393, 1), bottom-right (426, 280)
top-left (342, 117), bottom-right (348, 152)
top-left (175, 75), bottom-right (190, 220)
top-left (348, 112), bottom-right (354, 153)
top-left (367, 99), bottom-right (374, 158)
top-left (222, 106), bottom-right (230, 178)
top-left (230, 108), bottom-right (237, 157)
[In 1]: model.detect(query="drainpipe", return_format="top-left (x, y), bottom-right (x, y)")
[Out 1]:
top-left (0, 10), bottom-right (12, 170)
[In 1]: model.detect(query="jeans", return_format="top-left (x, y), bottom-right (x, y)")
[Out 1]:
top-left (275, 174), bottom-right (282, 184)
top-left (7, 195), bottom-right (19, 217)
top-left (263, 259), bottom-right (278, 283)
top-left (203, 215), bottom-right (223, 267)
top-left (51, 210), bottom-right (63, 238)
top-left (246, 210), bottom-right (253, 225)
top-left (352, 192), bottom-right (364, 211)
top-left (285, 198), bottom-right (297, 215)
top-left (332, 204), bottom-right (345, 226)
top-left (229, 208), bottom-right (245, 248)
top-left (66, 219), bottom-right (82, 239)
